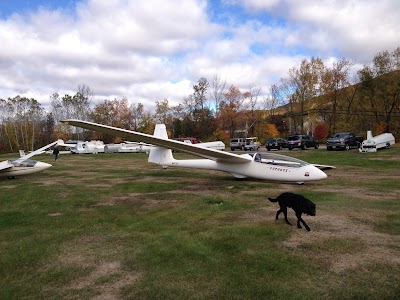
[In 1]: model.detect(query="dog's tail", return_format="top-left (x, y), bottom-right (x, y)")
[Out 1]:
top-left (268, 197), bottom-right (278, 202)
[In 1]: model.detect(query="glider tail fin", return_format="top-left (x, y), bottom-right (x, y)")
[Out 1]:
top-left (148, 124), bottom-right (174, 166)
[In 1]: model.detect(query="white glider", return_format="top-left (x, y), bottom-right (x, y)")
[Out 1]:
top-left (0, 140), bottom-right (60, 178)
top-left (62, 119), bottom-right (333, 183)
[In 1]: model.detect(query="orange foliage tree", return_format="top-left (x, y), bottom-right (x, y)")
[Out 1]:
top-left (212, 129), bottom-right (230, 145)
top-left (217, 85), bottom-right (249, 137)
top-left (265, 124), bottom-right (280, 138)
top-left (373, 122), bottom-right (387, 135)
top-left (90, 98), bottom-right (133, 142)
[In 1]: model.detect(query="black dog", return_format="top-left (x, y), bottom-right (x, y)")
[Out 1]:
top-left (268, 192), bottom-right (316, 231)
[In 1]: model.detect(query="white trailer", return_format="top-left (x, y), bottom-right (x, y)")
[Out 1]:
top-left (194, 141), bottom-right (225, 151)
top-left (71, 140), bottom-right (105, 154)
top-left (104, 144), bottom-right (122, 153)
top-left (104, 140), bottom-right (225, 154)
top-left (118, 142), bottom-right (153, 153)
top-left (359, 131), bottom-right (395, 153)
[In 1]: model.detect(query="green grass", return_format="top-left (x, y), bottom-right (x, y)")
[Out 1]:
top-left (1, 147), bottom-right (400, 299)
top-left (374, 213), bottom-right (400, 235)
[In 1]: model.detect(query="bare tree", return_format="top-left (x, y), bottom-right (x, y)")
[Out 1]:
top-left (246, 86), bottom-right (262, 136)
top-left (76, 84), bottom-right (93, 121)
top-left (210, 74), bottom-right (226, 115)
top-left (130, 102), bottom-right (144, 131)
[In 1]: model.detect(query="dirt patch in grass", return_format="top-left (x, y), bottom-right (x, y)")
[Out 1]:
top-left (109, 194), bottom-right (180, 209)
top-left (281, 213), bottom-right (400, 273)
top-left (70, 261), bottom-right (139, 300)
top-left (57, 235), bottom-right (139, 299)
top-left (92, 201), bottom-right (115, 207)
top-left (48, 212), bottom-right (63, 217)
top-left (312, 186), bottom-right (400, 201)
top-left (0, 184), bottom-right (17, 189)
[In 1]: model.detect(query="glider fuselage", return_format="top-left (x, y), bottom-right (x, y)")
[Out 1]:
top-left (0, 160), bottom-right (52, 178)
top-left (155, 155), bottom-right (327, 182)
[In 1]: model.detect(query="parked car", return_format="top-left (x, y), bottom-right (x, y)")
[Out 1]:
top-left (287, 135), bottom-right (319, 150)
top-left (326, 132), bottom-right (363, 150)
top-left (266, 138), bottom-right (287, 151)
top-left (244, 137), bottom-right (261, 151)
top-left (230, 138), bottom-right (246, 151)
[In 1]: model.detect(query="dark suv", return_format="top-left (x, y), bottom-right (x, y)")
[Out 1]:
top-left (266, 138), bottom-right (287, 151)
top-left (287, 135), bottom-right (319, 150)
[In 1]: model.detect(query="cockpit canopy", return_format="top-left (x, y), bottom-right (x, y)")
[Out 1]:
top-left (250, 153), bottom-right (309, 168)
top-left (9, 159), bottom-right (38, 167)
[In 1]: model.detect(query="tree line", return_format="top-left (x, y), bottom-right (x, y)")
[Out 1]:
top-left (1, 47), bottom-right (399, 152)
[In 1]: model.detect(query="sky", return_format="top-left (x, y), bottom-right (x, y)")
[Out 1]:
top-left (0, 0), bottom-right (399, 110)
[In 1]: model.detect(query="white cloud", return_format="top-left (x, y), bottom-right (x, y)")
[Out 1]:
top-left (235, 0), bottom-right (400, 60)
top-left (284, 0), bottom-right (400, 59)
top-left (224, 0), bottom-right (280, 11)
top-left (0, 0), bottom-right (215, 109)
top-left (0, 0), bottom-right (399, 112)
top-left (76, 0), bottom-right (212, 56)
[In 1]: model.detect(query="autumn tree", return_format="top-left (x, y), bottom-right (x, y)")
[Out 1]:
top-left (178, 77), bottom-right (215, 140)
top-left (268, 114), bottom-right (287, 137)
top-left (212, 128), bottom-right (230, 146)
top-left (90, 98), bottom-right (133, 142)
top-left (264, 124), bottom-right (279, 139)
top-left (155, 99), bottom-right (172, 126)
top-left (287, 57), bottom-right (325, 133)
top-left (170, 104), bottom-right (185, 137)
top-left (321, 58), bottom-right (353, 133)
top-left (358, 47), bottom-right (400, 132)
top-left (137, 111), bottom-right (155, 134)
top-left (314, 123), bottom-right (329, 140)
top-left (217, 85), bottom-right (250, 137)
top-left (112, 98), bottom-right (133, 130)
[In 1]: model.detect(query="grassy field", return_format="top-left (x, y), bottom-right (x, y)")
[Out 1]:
top-left (0, 147), bottom-right (399, 299)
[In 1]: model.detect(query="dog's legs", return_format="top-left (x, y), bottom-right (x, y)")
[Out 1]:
top-left (296, 212), bottom-right (310, 231)
top-left (282, 207), bottom-right (292, 225)
top-left (276, 208), bottom-right (292, 225)
top-left (276, 209), bottom-right (282, 220)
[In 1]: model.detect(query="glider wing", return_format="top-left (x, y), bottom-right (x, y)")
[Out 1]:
top-left (13, 140), bottom-right (60, 164)
top-left (61, 119), bottom-right (252, 163)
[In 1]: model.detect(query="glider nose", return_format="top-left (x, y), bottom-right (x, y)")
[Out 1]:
top-left (36, 161), bottom-right (52, 170)
top-left (305, 165), bottom-right (327, 181)
top-left (314, 167), bottom-right (327, 180)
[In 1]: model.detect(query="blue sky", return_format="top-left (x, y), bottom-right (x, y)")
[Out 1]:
top-left (0, 0), bottom-right (77, 17)
top-left (0, 0), bottom-right (399, 109)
